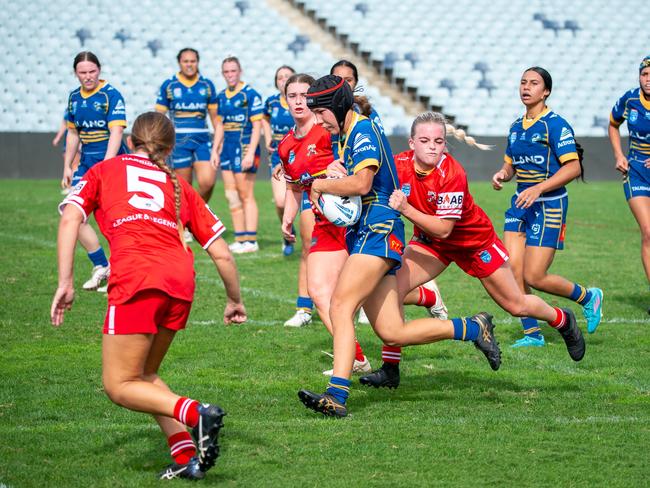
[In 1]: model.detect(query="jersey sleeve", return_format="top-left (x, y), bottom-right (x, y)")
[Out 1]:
top-left (549, 118), bottom-right (579, 164)
top-left (107, 88), bottom-right (127, 128)
top-left (155, 79), bottom-right (170, 112)
top-left (435, 162), bottom-right (466, 219)
top-left (183, 183), bottom-right (226, 249)
top-left (58, 166), bottom-right (101, 222)
top-left (350, 124), bottom-right (381, 174)
top-left (610, 91), bottom-right (631, 127)
top-left (215, 93), bottom-right (224, 121)
top-left (65, 94), bottom-right (76, 129)
top-left (263, 96), bottom-right (272, 118)
top-left (206, 79), bottom-right (218, 111)
top-left (248, 89), bottom-right (264, 122)
top-left (504, 128), bottom-right (514, 164)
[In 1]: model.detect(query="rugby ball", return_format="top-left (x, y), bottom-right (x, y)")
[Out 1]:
top-left (318, 193), bottom-right (362, 227)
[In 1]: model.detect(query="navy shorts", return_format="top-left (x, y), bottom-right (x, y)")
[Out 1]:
top-left (624, 159), bottom-right (650, 200)
top-left (220, 138), bottom-right (259, 174)
top-left (503, 194), bottom-right (568, 250)
top-left (170, 132), bottom-right (212, 169)
top-left (346, 219), bottom-right (405, 275)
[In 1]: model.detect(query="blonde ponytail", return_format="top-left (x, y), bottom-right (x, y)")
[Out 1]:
top-left (410, 111), bottom-right (493, 151)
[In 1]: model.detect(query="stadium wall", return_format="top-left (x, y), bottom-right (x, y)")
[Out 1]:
top-left (0, 134), bottom-right (622, 181)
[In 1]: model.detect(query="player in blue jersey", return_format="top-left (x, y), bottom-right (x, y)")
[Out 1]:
top-left (297, 76), bottom-right (495, 417)
top-left (63, 51), bottom-right (127, 292)
top-left (210, 57), bottom-right (264, 254)
top-left (609, 55), bottom-right (650, 306)
top-left (53, 108), bottom-right (80, 195)
top-left (156, 48), bottom-right (219, 206)
top-left (262, 65), bottom-right (297, 257)
top-left (492, 67), bottom-right (603, 346)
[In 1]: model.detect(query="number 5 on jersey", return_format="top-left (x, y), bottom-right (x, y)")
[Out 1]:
top-left (126, 165), bottom-right (166, 211)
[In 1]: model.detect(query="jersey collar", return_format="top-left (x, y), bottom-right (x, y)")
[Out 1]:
top-left (177, 72), bottom-right (199, 87)
top-left (225, 81), bottom-right (245, 99)
top-left (414, 152), bottom-right (446, 177)
top-left (640, 90), bottom-right (650, 110)
top-left (522, 106), bottom-right (551, 130)
top-left (80, 80), bottom-right (107, 99)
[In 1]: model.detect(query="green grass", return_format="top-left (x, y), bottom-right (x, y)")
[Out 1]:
top-left (0, 179), bottom-right (648, 487)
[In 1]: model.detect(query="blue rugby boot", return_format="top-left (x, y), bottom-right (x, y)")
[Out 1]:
top-left (511, 335), bottom-right (546, 348)
top-left (192, 404), bottom-right (226, 472)
top-left (582, 287), bottom-right (603, 334)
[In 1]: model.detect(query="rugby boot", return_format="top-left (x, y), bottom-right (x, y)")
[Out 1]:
top-left (192, 404), bottom-right (226, 472)
top-left (158, 456), bottom-right (205, 481)
top-left (472, 312), bottom-right (501, 371)
top-left (359, 363), bottom-right (400, 389)
top-left (298, 390), bottom-right (347, 417)
top-left (558, 308), bottom-right (586, 361)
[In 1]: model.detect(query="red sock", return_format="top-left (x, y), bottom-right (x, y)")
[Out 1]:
top-left (173, 397), bottom-right (200, 428)
top-left (382, 345), bottom-right (402, 364)
top-left (416, 285), bottom-right (439, 308)
top-left (354, 341), bottom-right (366, 362)
top-left (548, 307), bottom-right (567, 329)
top-left (167, 431), bottom-right (196, 465)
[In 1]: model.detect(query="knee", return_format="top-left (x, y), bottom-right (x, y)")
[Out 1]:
top-left (329, 296), bottom-right (356, 322)
top-left (523, 269), bottom-right (544, 289)
top-left (641, 227), bottom-right (650, 245)
top-left (225, 187), bottom-right (242, 210)
top-left (102, 378), bottom-right (125, 406)
top-left (500, 297), bottom-right (527, 317)
top-left (376, 331), bottom-right (404, 348)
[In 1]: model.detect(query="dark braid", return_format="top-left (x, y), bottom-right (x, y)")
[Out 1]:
top-left (131, 112), bottom-right (185, 249)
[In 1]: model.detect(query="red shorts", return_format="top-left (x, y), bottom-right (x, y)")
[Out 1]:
top-left (409, 236), bottom-right (509, 279)
top-left (310, 220), bottom-right (347, 253)
top-left (103, 289), bottom-right (192, 335)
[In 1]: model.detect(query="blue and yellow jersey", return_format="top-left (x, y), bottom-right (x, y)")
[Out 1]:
top-left (610, 87), bottom-right (650, 162)
top-left (263, 93), bottom-right (293, 145)
top-left (504, 108), bottom-right (578, 200)
top-left (216, 82), bottom-right (264, 140)
top-left (66, 80), bottom-right (126, 154)
top-left (155, 72), bottom-right (217, 134)
top-left (338, 112), bottom-right (400, 226)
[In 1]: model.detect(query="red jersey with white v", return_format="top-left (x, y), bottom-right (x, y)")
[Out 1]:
top-left (395, 150), bottom-right (496, 250)
top-left (278, 123), bottom-right (333, 192)
top-left (60, 154), bottom-right (225, 304)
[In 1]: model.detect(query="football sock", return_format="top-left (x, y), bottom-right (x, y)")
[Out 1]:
top-left (451, 317), bottom-right (480, 341)
top-left (326, 376), bottom-right (351, 404)
top-left (173, 397), bottom-right (200, 428)
top-left (381, 345), bottom-right (402, 365)
top-left (548, 307), bottom-right (568, 330)
top-left (521, 317), bottom-right (542, 339)
top-left (416, 285), bottom-right (439, 308)
top-left (234, 232), bottom-right (247, 243)
top-left (296, 296), bottom-right (313, 313)
top-left (87, 247), bottom-right (108, 267)
top-left (354, 341), bottom-right (366, 362)
top-left (167, 431), bottom-right (196, 465)
top-left (244, 231), bottom-right (257, 244)
top-left (569, 283), bottom-right (592, 306)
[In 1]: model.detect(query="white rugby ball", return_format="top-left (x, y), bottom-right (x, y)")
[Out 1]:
top-left (318, 193), bottom-right (362, 227)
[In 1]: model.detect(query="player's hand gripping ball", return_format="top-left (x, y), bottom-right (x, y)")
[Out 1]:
top-left (318, 193), bottom-right (362, 227)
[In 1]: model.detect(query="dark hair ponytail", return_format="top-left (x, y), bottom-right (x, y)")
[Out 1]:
top-left (73, 51), bottom-right (101, 70)
top-left (525, 66), bottom-right (552, 98)
top-left (575, 140), bottom-right (585, 181)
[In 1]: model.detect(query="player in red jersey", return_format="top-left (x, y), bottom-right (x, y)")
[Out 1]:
top-left (359, 112), bottom-right (586, 389)
top-left (50, 112), bottom-right (246, 480)
top-left (276, 73), bottom-right (372, 374)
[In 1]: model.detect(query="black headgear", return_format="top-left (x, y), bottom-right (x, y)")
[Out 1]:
top-left (306, 75), bottom-right (354, 131)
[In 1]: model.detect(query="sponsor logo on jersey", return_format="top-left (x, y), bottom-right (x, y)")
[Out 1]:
top-left (228, 114), bottom-right (247, 122)
top-left (81, 100), bottom-right (87, 108)
top-left (504, 217), bottom-right (521, 224)
top-left (427, 190), bottom-right (436, 202)
top-left (559, 127), bottom-right (573, 141)
top-left (272, 107), bottom-right (279, 117)
top-left (306, 144), bottom-right (317, 156)
top-left (509, 132), bottom-right (517, 144)
top-left (199, 87), bottom-right (206, 96)
top-left (629, 109), bottom-right (639, 123)
top-left (252, 96), bottom-right (263, 109)
top-left (112, 99), bottom-right (126, 115)
top-left (299, 171), bottom-right (313, 184)
top-left (353, 133), bottom-right (374, 152)
top-left (173, 87), bottom-right (182, 98)
top-left (70, 180), bottom-right (87, 195)
top-left (531, 133), bottom-right (543, 143)
top-left (479, 250), bottom-right (492, 264)
top-left (389, 234), bottom-right (404, 253)
top-left (557, 138), bottom-right (575, 149)
top-left (288, 150), bottom-right (295, 165)
top-left (71, 101), bottom-right (78, 113)
top-left (532, 223), bottom-right (541, 235)
top-left (512, 155), bottom-right (545, 165)
top-left (172, 101), bottom-right (207, 111)
top-left (436, 192), bottom-right (463, 209)
top-left (80, 119), bottom-right (107, 128)
top-left (520, 132), bottom-right (526, 140)
top-left (93, 101), bottom-right (107, 112)
top-left (401, 183), bottom-right (411, 196)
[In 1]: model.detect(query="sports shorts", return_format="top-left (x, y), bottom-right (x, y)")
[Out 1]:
top-left (103, 289), bottom-right (192, 335)
top-left (310, 219), bottom-right (347, 253)
top-left (220, 138), bottom-right (260, 174)
top-left (346, 219), bottom-right (405, 275)
top-left (503, 193), bottom-right (568, 250)
top-left (170, 132), bottom-right (212, 169)
top-left (624, 158), bottom-right (650, 200)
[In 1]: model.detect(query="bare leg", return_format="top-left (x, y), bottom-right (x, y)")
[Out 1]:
top-left (298, 209), bottom-right (315, 300)
top-left (193, 161), bottom-right (217, 203)
top-left (235, 172), bottom-right (258, 237)
top-left (524, 246), bottom-right (575, 297)
top-left (308, 249), bottom-right (347, 335)
top-left (397, 245), bottom-right (448, 303)
top-left (628, 196), bottom-right (650, 283)
top-left (77, 222), bottom-right (101, 253)
top-left (222, 170), bottom-right (245, 237)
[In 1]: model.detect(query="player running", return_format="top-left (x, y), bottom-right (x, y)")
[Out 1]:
top-left (156, 48), bottom-right (219, 207)
top-left (211, 56), bottom-right (264, 254)
top-left (492, 67), bottom-right (603, 346)
top-left (278, 73), bottom-right (371, 372)
top-left (51, 112), bottom-right (246, 480)
top-left (360, 112), bottom-right (587, 389)
top-left (297, 76), bottom-right (498, 417)
top-left (62, 51), bottom-right (127, 292)
top-left (608, 55), bottom-right (650, 309)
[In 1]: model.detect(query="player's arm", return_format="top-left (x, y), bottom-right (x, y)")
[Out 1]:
top-left (389, 189), bottom-right (455, 239)
top-left (261, 117), bottom-right (274, 152)
top-left (281, 183), bottom-right (302, 241)
top-left (51, 204), bottom-right (84, 326)
top-left (210, 114), bottom-right (224, 170)
top-left (515, 159), bottom-right (581, 208)
top-left (62, 126), bottom-right (80, 188)
top-left (52, 118), bottom-right (67, 146)
top-left (492, 160), bottom-right (515, 190)
top-left (608, 120), bottom-right (628, 174)
top-left (205, 239), bottom-right (247, 324)
top-left (104, 125), bottom-right (125, 160)
top-left (312, 165), bottom-right (375, 197)
top-left (241, 119), bottom-right (262, 170)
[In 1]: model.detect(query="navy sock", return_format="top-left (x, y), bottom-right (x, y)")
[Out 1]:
top-left (521, 317), bottom-right (542, 339)
top-left (569, 283), bottom-right (592, 306)
top-left (234, 231), bottom-right (247, 243)
top-left (325, 376), bottom-right (351, 404)
top-left (451, 317), bottom-right (479, 341)
top-left (244, 232), bottom-right (257, 244)
top-left (296, 296), bottom-right (313, 313)
top-left (87, 247), bottom-right (108, 267)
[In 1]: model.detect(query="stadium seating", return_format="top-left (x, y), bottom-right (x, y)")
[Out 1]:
top-left (297, 0), bottom-right (646, 136)
top-left (0, 0), bottom-right (409, 135)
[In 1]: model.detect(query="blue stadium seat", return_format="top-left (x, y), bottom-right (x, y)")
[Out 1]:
top-left (146, 39), bottom-right (163, 57)
top-left (354, 2), bottom-right (369, 17)
top-left (477, 78), bottom-right (497, 97)
top-left (405, 51), bottom-right (419, 69)
top-left (439, 78), bottom-right (457, 97)
top-left (473, 62), bottom-right (490, 80)
top-left (384, 52), bottom-right (400, 70)
top-left (75, 28), bottom-right (92, 47)
top-left (542, 19), bottom-right (562, 36)
top-left (564, 20), bottom-right (581, 37)
top-left (235, 0), bottom-right (249, 16)
top-left (114, 29), bottom-right (134, 47)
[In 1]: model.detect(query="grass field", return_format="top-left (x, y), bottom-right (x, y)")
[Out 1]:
top-left (1, 179), bottom-right (648, 487)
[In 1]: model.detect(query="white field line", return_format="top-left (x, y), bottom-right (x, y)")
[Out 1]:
top-left (191, 319), bottom-right (281, 327)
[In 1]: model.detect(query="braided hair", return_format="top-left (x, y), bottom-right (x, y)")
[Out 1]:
top-left (410, 112), bottom-right (493, 151)
top-left (130, 112), bottom-right (186, 249)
